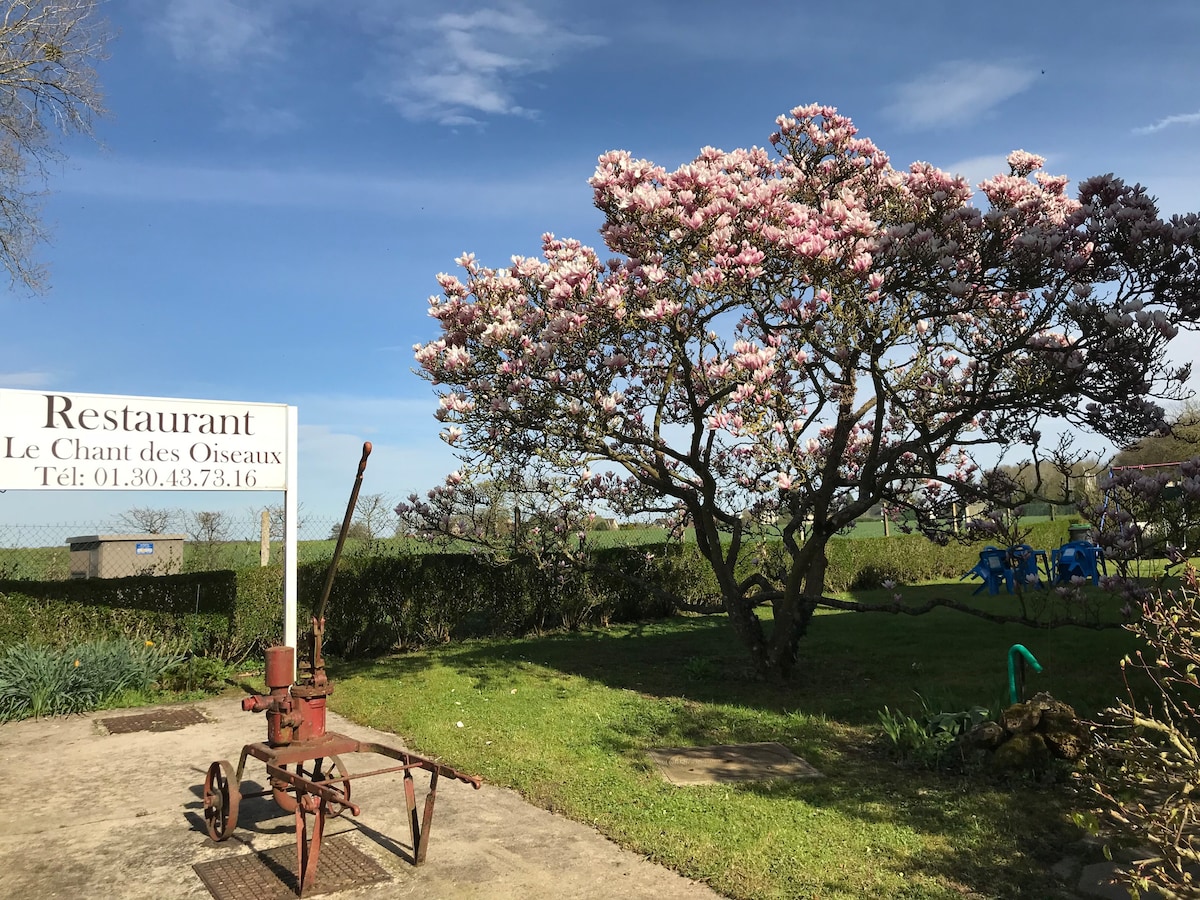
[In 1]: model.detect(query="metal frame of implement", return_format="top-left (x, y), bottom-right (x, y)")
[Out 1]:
top-left (201, 442), bottom-right (482, 896)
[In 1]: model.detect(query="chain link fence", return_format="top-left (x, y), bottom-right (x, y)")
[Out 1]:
top-left (0, 501), bottom-right (399, 581)
top-left (8, 494), bottom-right (1056, 582)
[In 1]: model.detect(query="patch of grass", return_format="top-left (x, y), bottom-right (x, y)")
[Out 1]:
top-left (331, 580), bottom-right (1133, 899)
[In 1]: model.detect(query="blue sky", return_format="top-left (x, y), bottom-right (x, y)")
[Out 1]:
top-left (3, 0), bottom-right (1200, 531)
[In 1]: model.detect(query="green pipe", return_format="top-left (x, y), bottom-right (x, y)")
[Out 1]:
top-left (1008, 644), bottom-right (1043, 705)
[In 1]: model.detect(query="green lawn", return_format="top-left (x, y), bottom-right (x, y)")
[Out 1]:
top-left (330, 580), bottom-right (1140, 899)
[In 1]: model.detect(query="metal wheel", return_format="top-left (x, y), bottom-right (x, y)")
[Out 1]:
top-left (314, 754), bottom-right (351, 817)
top-left (271, 756), bottom-right (351, 816)
top-left (203, 760), bottom-right (240, 841)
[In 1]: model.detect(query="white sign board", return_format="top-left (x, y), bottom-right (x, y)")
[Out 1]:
top-left (0, 388), bottom-right (289, 491)
top-left (1, 388), bottom-right (302, 654)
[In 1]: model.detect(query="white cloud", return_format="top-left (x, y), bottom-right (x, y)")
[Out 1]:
top-left (0, 372), bottom-right (53, 389)
top-left (294, 394), bottom-right (458, 519)
top-left (150, 0), bottom-right (284, 71)
top-left (886, 61), bottom-right (1037, 129)
top-left (144, 0), bottom-right (303, 137)
top-left (375, 3), bottom-right (606, 125)
top-left (1133, 110), bottom-right (1200, 136)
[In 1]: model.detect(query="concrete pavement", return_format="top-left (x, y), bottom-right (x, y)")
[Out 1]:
top-left (0, 698), bottom-right (723, 899)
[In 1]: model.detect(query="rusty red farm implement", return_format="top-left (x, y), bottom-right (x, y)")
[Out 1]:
top-left (201, 442), bottom-right (481, 895)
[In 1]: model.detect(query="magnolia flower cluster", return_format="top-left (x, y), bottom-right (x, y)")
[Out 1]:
top-left (409, 102), bottom-right (1195, 544)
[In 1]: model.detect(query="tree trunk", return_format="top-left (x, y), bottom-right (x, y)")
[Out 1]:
top-left (723, 593), bottom-right (770, 678)
top-left (764, 547), bottom-right (827, 678)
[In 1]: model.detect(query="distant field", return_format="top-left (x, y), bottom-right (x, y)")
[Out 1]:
top-left (0, 514), bottom-right (1078, 582)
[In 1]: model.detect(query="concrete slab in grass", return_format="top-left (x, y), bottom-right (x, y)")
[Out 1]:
top-left (646, 741), bottom-right (822, 786)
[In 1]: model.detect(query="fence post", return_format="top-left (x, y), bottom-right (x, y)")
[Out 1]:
top-left (952, 502), bottom-right (959, 534)
top-left (882, 510), bottom-right (890, 537)
top-left (260, 509), bottom-right (270, 567)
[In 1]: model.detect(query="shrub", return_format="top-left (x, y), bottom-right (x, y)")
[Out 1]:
top-left (157, 655), bottom-right (235, 694)
top-left (0, 520), bottom-right (1082, 661)
top-left (0, 571), bottom-right (236, 651)
top-left (1084, 566), bottom-right (1200, 897)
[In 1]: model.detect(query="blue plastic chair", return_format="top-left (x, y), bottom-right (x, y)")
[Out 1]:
top-left (1052, 540), bottom-right (1106, 586)
top-left (962, 546), bottom-right (1015, 595)
top-left (1008, 544), bottom-right (1049, 589)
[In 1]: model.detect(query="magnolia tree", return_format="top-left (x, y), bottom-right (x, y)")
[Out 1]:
top-left (400, 104), bottom-right (1200, 678)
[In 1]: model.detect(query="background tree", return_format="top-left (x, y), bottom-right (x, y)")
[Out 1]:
top-left (992, 434), bottom-right (1105, 511)
top-left (329, 521), bottom-right (372, 541)
top-left (0, 0), bottom-right (107, 292)
top-left (260, 502), bottom-right (307, 541)
top-left (403, 104), bottom-right (1200, 678)
top-left (186, 510), bottom-right (229, 571)
top-left (111, 506), bottom-right (179, 534)
top-left (349, 492), bottom-right (392, 540)
top-left (1111, 400), bottom-right (1200, 469)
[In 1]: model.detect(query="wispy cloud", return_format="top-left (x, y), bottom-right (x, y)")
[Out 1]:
top-left (58, 156), bottom-right (592, 219)
top-left (1133, 110), bottom-right (1200, 135)
top-left (375, 3), bottom-right (606, 125)
top-left (295, 394), bottom-right (457, 515)
top-left (145, 0), bottom-right (301, 137)
top-left (941, 154), bottom-right (1012, 188)
top-left (150, 0), bottom-right (284, 71)
top-left (219, 102), bottom-right (303, 137)
top-left (886, 61), bottom-right (1037, 129)
top-left (0, 371), bottom-right (53, 389)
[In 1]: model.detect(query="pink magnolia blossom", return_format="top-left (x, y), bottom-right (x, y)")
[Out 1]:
top-left (405, 101), bottom-right (1200, 678)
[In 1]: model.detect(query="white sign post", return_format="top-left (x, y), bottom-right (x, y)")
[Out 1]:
top-left (0, 388), bottom-right (301, 650)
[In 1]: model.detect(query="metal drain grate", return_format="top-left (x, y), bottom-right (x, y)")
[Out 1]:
top-left (646, 741), bottom-right (823, 785)
top-left (193, 837), bottom-right (391, 900)
top-left (99, 706), bottom-right (208, 733)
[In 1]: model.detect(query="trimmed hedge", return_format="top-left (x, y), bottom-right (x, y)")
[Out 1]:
top-left (823, 520), bottom-right (1076, 592)
top-left (0, 520), bottom-right (1080, 660)
top-left (314, 545), bottom-right (682, 657)
top-left (0, 568), bottom-right (288, 662)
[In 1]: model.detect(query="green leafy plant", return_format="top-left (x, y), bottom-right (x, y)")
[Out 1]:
top-left (878, 694), bottom-right (993, 769)
top-left (0, 638), bottom-right (184, 721)
top-left (683, 655), bottom-right (718, 681)
top-left (157, 655), bottom-right (234, 694)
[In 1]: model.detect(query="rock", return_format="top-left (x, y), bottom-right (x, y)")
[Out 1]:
top-left (1042, 710), bottom-right (1093, 761)
top-left (991, 731), bottom-right (1052, 773)
top-left (1001, 701), bottom-right (1042, 733)
top-left (960, 720), bottom-right (1007, 751)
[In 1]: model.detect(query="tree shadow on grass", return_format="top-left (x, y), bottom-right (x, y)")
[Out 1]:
top-left (735, 769), bottom-right (1080, 890)
top-left (419, 605), bottom-right (1137, 726)
top-left (326, 604), bottom-right (1132, 898)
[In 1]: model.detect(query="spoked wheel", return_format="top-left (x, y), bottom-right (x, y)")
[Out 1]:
top-left (271, 756), bottom-right (351, 816)
top-left (314, 754), bottom-right (352, 817)
top-left (203, 760), bottom-right (241, 841)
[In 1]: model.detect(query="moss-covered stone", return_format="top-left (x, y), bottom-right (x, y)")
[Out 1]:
top-left (991, 731), bottom-right (1052, 773)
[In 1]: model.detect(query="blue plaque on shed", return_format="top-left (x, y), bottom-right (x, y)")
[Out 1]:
top-left (135, 542), bottom-right (154, 555)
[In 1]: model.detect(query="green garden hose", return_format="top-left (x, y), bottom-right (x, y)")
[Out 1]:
top-left (1008, 644), bottom-right (1043, 704)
